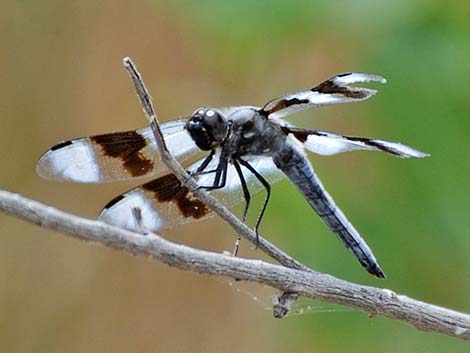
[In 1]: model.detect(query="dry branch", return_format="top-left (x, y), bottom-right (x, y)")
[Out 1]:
top-left (1, 189), bottom-right (469, 340)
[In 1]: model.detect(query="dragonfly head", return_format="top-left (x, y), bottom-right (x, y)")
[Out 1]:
top-left (186, 108), bottom-right (228, 150)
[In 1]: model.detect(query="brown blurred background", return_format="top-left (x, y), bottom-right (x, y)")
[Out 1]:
top-left (1, 1), bottom-right (469, 352)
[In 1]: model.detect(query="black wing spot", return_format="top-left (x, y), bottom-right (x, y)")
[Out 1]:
top-left (291, 130), bottom-right (309, 143)
top-left (143, 174), bottom-right (210, 219)
top-left (264, 98), bottom-right (310, 115)
top-left (281, 127), bottom-right (326, 144)
top-left (348, 137), bottom-right (402, 156)
top-left (91, 131), bottom-right (154, 177)
top-left (312, 80), bottom-right (368, 99)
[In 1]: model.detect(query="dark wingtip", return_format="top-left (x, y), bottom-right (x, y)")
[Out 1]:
top-left (102, 194), bottom-right (125, 211)
top-left (50, 140), bottom-right (73, 151)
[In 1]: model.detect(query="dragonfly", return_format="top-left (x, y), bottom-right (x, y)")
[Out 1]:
top-left (37, 72), bottom-right (428, 278)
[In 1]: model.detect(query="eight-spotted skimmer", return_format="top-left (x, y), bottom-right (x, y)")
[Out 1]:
top-left (37, 72), bottom-right (428, 278)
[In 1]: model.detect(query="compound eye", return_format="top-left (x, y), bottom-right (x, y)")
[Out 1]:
top-left (203, 110), bottom-right (227, 141)
top-left (205, 109), bottom-right (216, 118)
top-left (202, 109), bottom-right (222, 125)
top-left (190, 108), bottom-right (206, 120)
top-left (190, 108), bottom-right (221, 122)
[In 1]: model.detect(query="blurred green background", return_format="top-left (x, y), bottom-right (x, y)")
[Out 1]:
top-left (1, 0), bottom-right (469, 352)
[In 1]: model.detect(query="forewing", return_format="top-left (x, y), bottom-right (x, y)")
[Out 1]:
top-left (286, 128), bottom-right (429, 158)
top-left (99, 155), bottom-right (284, 232)
top-left (36, 119), bottom-right (199, 183)
top-left (261, 73), bottom-right (386, 118)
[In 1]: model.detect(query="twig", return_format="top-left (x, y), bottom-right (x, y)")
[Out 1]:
top-left (122, 57), bottom-right (308, 272)
top-left (1, 189), bottom-right (469, 340)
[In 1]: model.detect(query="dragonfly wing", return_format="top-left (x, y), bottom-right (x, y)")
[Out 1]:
top-left (99, 155), bottom-right (284, 232)
top-left (262, 73), bottom-right (386, 118)
top-left (285, 127), bottom-right (429, 158)
top-left (36, 119), bottom-right (199, 183)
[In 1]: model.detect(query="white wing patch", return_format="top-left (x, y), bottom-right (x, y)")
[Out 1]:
top-left (300, 131), bottom-right (429, 158)
top-left (99, 190), bottom-right (164, 231)
top-left (333, 73), bottom-right (386, 85)
top-left (40, 142), bottom-right (101, 183)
